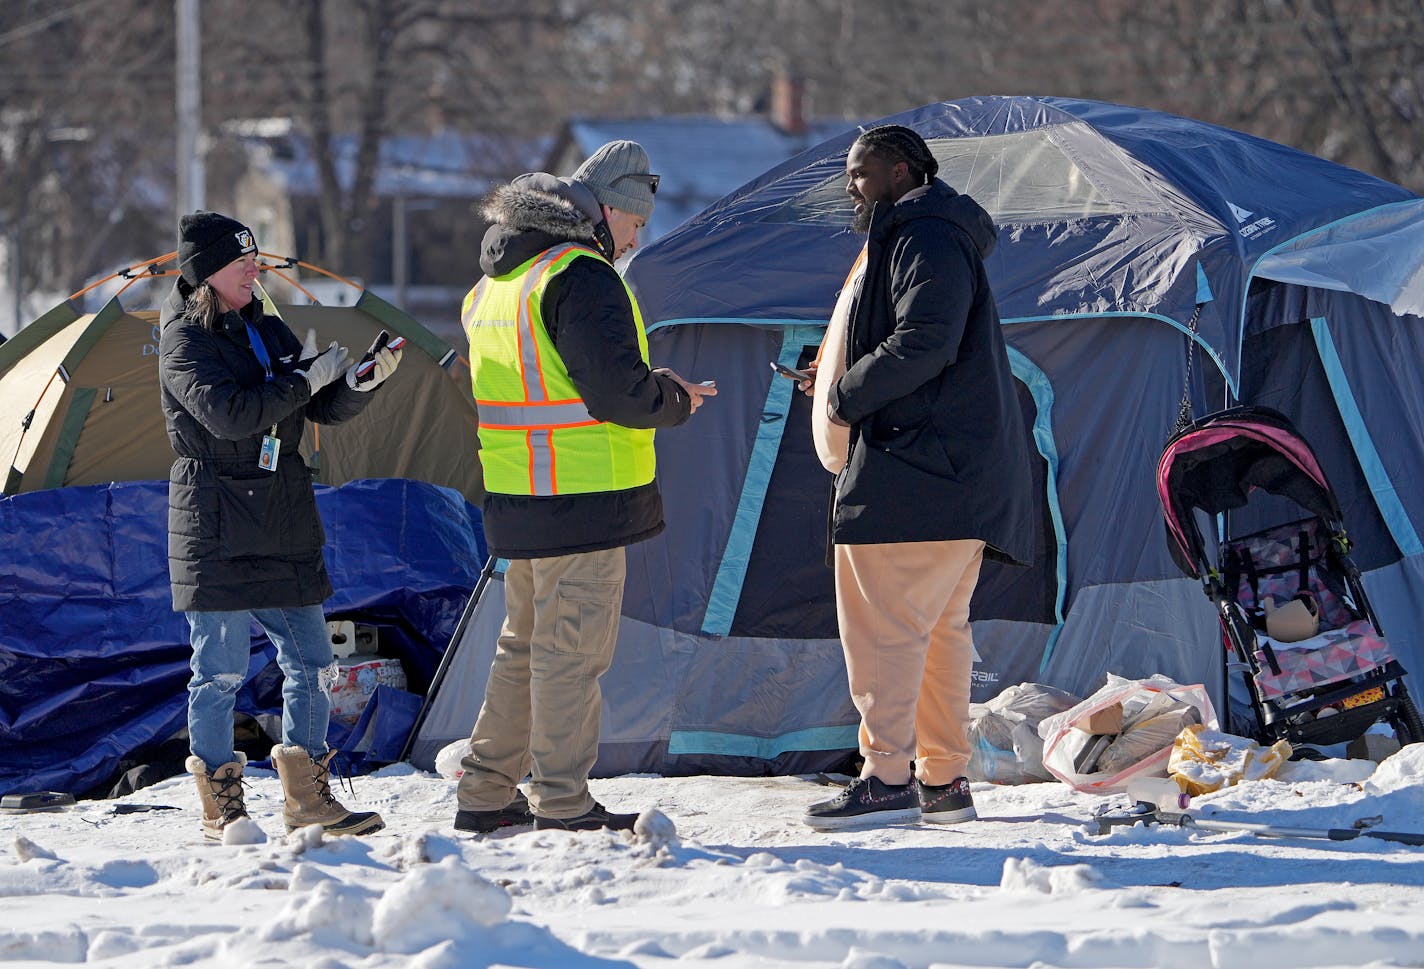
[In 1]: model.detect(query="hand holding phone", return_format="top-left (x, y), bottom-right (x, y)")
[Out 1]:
top-left (770, 360), bottom-right (812, 383)
top-left (354, 330), bottom-right (407, 384)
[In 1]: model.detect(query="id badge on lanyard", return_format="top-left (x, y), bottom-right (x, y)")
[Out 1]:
top-left (247, 322), bottom-right (280, 472)
top-left (259, 425), bottom-right (280, 472)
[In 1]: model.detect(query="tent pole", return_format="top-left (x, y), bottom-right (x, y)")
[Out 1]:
top-left (397, 554), bottom-right (498, 764)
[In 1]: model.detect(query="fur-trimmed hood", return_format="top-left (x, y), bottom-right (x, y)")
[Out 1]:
top-left (479, 180), bottom-right (600, 277)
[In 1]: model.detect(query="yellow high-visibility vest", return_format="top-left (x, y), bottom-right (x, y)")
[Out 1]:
top-left (460, 242), bottom-right (656, 496)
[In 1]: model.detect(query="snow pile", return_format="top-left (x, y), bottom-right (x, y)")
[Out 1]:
top-left (2, 749), bottom-right (1423, 968)
top-left (999, 855), bottom-right (1106, 893)
top-left (371, 855), bottom-right (511, 952)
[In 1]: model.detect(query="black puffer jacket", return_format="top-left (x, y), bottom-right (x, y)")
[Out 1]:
top-left (158, 280), bottom-right (375, 611)
top-left (828, 181), bottom-right (1036, 565)
top-left (472, 180), bottom-right (691, 559)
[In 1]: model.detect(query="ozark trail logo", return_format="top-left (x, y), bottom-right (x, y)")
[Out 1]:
top-left (1228, 200), bottom-right (1276, 239)
top-left (969, 642), bottom-right (1000, 687)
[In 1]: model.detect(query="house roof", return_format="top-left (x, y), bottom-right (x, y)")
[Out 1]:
top-left (555, 116), bottom-right (855, 242)
top-left (240, 128), bottom-right (552, 199)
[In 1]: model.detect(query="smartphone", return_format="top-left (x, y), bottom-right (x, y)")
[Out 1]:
top-left (770, 360), bottom-right (812, 382)
top-left (354, 330), bottom-right (407, 383)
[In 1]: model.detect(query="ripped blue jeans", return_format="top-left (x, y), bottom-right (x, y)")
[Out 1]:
top-left (186, 606), bottom-right (333, 772)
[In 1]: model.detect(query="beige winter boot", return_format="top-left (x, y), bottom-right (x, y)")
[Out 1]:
top-left (270, 745), bottom-right (385, 836)
top-left (186, 753), bottom-right (258, 841)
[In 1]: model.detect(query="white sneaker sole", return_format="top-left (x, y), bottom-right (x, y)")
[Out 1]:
top-left (922, 805), bottom-right (977, 825)
top-left (803, 807), bottom-right (922, 831)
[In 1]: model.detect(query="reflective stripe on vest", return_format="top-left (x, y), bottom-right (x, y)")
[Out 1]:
top-left (462, 243), bottom-right (656, 497)
top-left (474, 399), bottom-right (597, 430)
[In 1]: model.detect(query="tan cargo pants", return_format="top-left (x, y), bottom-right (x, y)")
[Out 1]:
top-left (835, 539), bottom-right (985, 786)
top-left (457, 546), bottom-right (625, 819)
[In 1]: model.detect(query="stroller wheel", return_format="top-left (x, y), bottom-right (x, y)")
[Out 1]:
top-left (1389, 685), bottom-right (1424, 745)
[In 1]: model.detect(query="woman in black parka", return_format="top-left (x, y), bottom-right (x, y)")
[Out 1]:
top-left (158, 212), bottom-right (397, 841)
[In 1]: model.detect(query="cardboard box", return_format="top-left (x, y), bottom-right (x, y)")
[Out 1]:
top-left (1074, 702), bottom-right (1124, 735)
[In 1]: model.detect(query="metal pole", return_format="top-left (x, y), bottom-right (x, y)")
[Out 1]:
top-left (392, 194), bottom-right (407, 309)
top-left (1182, 814), bottom-right (1424, 847)
top-left (397, 554), bottom-right (499, 763)
top-left (9, 223), bottom-right (21, 337)
top-left (175, 0), bottom-right (204, 217)
top-left (1092, 799), bottom-right (1424, 847)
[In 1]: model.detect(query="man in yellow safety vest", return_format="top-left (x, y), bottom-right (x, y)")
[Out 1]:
top-left (453, 141), bottom-right (716, 833)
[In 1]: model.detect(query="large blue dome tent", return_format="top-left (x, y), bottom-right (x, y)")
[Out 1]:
top-left (411, 96), bottom-right (1424, 773)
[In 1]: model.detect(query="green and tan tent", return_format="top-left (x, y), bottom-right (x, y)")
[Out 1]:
top-left (0, 255), bottom-right (481, 502)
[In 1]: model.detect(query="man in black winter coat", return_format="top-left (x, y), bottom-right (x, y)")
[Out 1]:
top-left (453, 142), bottom-right (716, 834)
top-left (803, 125), bottom-right (1037, 831)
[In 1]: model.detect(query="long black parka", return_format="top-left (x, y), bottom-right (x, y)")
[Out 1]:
top-left (158, 280), bottom-right (375, 611)
top-left (827, 180), bottom-right (1036, 566)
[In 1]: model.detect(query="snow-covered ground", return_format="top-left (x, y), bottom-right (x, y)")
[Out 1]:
top-left (3, 746), bottom-right (1423, 969)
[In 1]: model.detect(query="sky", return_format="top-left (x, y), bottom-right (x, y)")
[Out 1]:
top-left (2, 743), bottom-right (1423, 969)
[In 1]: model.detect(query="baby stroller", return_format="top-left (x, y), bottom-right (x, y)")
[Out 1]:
top-left (1158, 405), bottom-right (1422, 750)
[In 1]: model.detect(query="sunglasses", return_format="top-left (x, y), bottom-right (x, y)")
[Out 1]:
top-left (613, 172), bottom-right (660, 194)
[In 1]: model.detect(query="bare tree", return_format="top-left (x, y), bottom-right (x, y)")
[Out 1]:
top-left (216, 0), bottom-right (600, 279)
top-left (0, 0), bottom-right (175, 317)
top-left (3, 0), bottom-right (1422, 329)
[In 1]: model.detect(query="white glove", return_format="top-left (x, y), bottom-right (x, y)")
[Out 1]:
top-left (346, 345), bottom-right (402, 391)
top-left (296, 341), bottom-right (349, 394)
top-left (299, 327), bottom-right (320, 362)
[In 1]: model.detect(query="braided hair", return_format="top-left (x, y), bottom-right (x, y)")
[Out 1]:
top-left (854, 124), bottom-right (939, 186)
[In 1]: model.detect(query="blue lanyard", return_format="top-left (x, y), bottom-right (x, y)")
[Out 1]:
top-left (245, 322), bottom-right (273, 382)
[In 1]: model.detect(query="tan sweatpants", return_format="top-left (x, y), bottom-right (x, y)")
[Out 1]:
top-left (457, 546), bottom-right (625, 819)
top-left (835, 539), bottom-right (985, 786)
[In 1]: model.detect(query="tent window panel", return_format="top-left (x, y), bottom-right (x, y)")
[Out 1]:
top-left (759, 126), bottom-right (1178, 228)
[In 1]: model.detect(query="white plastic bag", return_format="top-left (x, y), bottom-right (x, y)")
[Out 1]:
top-left (434, 739), bottom-right (468, 780)
top-left (1037, 673), bottom-right (1218, 793)
top-left (967, 683), bottom-right (1081, 784)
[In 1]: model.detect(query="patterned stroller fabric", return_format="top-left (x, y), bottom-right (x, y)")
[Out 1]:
top-left (1225, 517), bottom-right (1395, 701)
top-left (1252, 620), bottom-right (1394, 700)
top-left (1224, 518), bottom-right (1357, 630)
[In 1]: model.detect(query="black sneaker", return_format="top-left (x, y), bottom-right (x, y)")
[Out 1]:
top-left (533, 800), bottom-right (638, 832)
top-left (804, 776), bottom-right (921, 831)
top-left (454, 790), bottom-right (534, 833)
top-left (917, 776), bottom-right (977, 824)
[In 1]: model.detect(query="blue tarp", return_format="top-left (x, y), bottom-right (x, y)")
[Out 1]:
top-left (0, 478), bottom-right (485, 795)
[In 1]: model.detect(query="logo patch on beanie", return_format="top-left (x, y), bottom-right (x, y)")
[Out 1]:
top-left (235, 229), bottom-right (256, 252)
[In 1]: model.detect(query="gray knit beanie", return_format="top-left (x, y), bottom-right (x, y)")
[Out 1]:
top-left (572, 141), bottom-right (657, 220)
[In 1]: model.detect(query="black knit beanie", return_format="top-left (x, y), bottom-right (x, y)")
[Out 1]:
top-left (177, 211), bottom-right (257, 286)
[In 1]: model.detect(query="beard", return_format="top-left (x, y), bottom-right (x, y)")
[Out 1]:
top-left (850, 204), bottom-right (872, 234)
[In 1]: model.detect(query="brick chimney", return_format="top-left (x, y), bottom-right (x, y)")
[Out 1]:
top-left (770, 73), bottom-right (807, 135)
